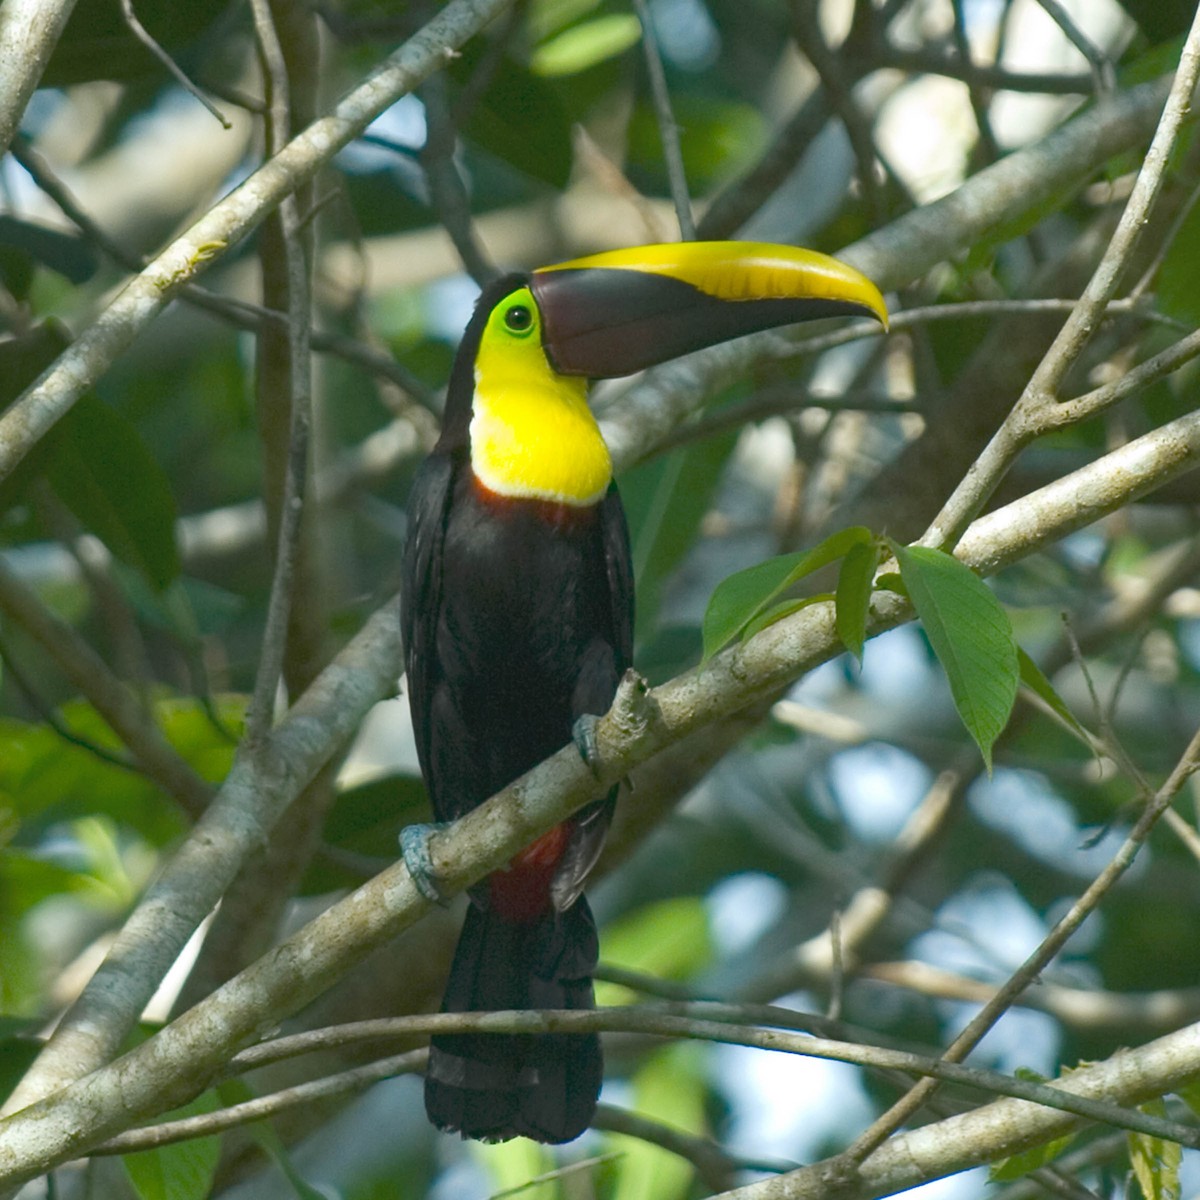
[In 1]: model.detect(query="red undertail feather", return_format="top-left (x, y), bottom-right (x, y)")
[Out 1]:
top-left (489, 823), bottom-right (571, 921)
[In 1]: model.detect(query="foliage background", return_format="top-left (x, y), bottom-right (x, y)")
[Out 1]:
top-left (2, 0), bottom-right (1200, 1198)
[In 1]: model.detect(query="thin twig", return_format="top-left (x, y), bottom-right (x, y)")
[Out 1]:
top-left (93, 1051), bottom-right (427, 1153)
top-left (862, 959), bottom-right (1200, 1036)
top-left (632, 0), bottom-right (694, 240)
top-left (245, 0), bottom-right (314, 744)
top-left (210, 1005), bottom-right (1200, 1149)
top-left (10, 132), bottom-right (439, 406)
top-left (1032, 0), bottom-right (1115, 92)
top-left (593, 1106), bottom-right (794, 1187)
top-left (116, 0), bottom-right (232, 128)
top-left (877, 43), bottom-right (1095, 95)
top-left (792, 0), bottom-right (888, 223)
top-left (950, 0), bottom-right (1001, 161)
top-left (420, 67), bottom-right (498, 285)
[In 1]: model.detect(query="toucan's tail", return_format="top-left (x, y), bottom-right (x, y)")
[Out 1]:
top-left (425, 897), bottom-right (601, 1143)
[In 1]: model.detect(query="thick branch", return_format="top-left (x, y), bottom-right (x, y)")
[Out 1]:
top-left (0, 0), bottom-right (77, 155)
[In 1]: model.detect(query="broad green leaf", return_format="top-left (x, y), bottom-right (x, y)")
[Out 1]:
top-left (621, 427), bottom-right (739, 636)
top-left (740, 594), bottom-right (831, 643)
top-left (836, 541), bottom-right (879, 661)
top-left (1017, 647), bottom-right (1089, 743)
top-left (1129, 1098), bottom-right (1182, 1200)
top-left (302, 775), bottom-right (429, 893)
top-left (122, 1091), bottom-right (221, 1200)
top-left (702, 526), bottom-right (873, 659)
top-left (0, 693), bottom-right (240, 842)
top-left (528, 0), bottom-right (601, 42)
top-left (890, 541), bottom-right (1018, 770)
top-left (476, 1137), bottom-right (555, 1198)
top-left (612, 1045), bottom-right (707, 1200)
top-left (0, 323), bottom-right (179, 590)
top-left (0, 1027), bottom-right (41, 1106)
top-left (1158, 197), bottom-right (1200, 326)
top-left (215, 1080), bottom-right (329, 1200)
top-left (531, 14), bottom-right (641, 76)
top-left (597, 896), bottom-right (710, 1005)
top-left (47, 394), bottom-right (181, 591)
top-left (456, 48), bottom-right (573, 188)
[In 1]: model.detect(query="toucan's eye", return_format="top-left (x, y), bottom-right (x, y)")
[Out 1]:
top-left (504, 305), bottom-right (533, 334)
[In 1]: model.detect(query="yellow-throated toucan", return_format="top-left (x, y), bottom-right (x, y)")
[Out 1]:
top-left (400, 241), bottom-right (887, 1143)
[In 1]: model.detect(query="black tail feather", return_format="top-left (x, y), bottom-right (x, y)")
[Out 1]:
top-left (425, 898), bottom-right (601, 1143)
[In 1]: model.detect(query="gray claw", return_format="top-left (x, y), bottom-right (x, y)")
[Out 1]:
top-left (400, 822), bottom-right (452, 905)
top-left (572, 713), bottom-right (603, 778)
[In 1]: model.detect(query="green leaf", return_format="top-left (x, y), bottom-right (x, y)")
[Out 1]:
top-left (1157, 197), bottom-right (1200, 326)
top-left (0, 215), bottom-right (97, 285)
top-left (46, 394), bottom-right (181, 591)
top-left (890, 541), bottom-right (1018, 770)
top-left (596, 896), bottom-right (710, 1005)
top-left (741, 594), bottom-right (831, 642)
top-left (531, 14), bottom-right (642, 76)
top-left (1129, 1098), bottom-right (1182, 1200)
top-left (302, 775), bottom-right (429, 893)
top-left (836, 541), bottom-right (879, 661)
top-left (122, 1091), bottom-right (221, 1200)
top-left (214, 1080), bottom-right (329, 1199)
top-left (0, 1027), bottom-right (41, 1106)
top-left (456, 49), bottom-right (573, 188)
top-left (702, 526), bottom-right (873, 659)
top-left (611, 1045), bottom-right (707, 1200)
top-left (475, 1138), bottom-right (556, 1198)
top-left (989, 1129), bottom-right (1078, 1182)
top-left (620, 424), bottom-right (739, 637)
top-left (1017, 647), bottom-right (1089, 742)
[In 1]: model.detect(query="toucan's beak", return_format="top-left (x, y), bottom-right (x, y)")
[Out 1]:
top-left (529, 241), bottom-right (888, 378)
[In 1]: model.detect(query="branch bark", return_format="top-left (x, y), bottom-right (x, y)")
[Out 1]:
top-left (0, 0), bottom-right (77, 156)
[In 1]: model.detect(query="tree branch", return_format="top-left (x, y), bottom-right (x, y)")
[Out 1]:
top-left (0, 0), bottom-right (77, 155)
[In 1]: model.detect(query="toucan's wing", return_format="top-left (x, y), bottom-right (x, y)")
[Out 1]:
top-left (400, 450), bottom-right (456, 786)
top-left (601, 481), bottom-right (635, 673)
top-left (551, 482), bottom-right (635, 913)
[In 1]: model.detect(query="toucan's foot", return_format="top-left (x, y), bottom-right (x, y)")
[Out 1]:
top-left (400, 822), bottom-right (452, 905)
top-left (572, 714), bottom-right (603, 778)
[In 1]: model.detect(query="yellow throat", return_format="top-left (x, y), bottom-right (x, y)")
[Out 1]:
top-left (469, 286), bottom-right (612, 507)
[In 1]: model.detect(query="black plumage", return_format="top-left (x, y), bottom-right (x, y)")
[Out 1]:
top-left (401, 275), bottom-right (633, 1143)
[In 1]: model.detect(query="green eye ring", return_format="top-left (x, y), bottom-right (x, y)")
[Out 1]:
top-left (504, 304), bottom-right (535, 336)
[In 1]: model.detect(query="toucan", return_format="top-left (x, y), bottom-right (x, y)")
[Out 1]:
top-left (399, 241), bottom-right (887, 1144)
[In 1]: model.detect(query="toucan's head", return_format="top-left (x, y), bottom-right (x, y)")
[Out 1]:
top-left (440, 241), bottom-right (887, 503)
